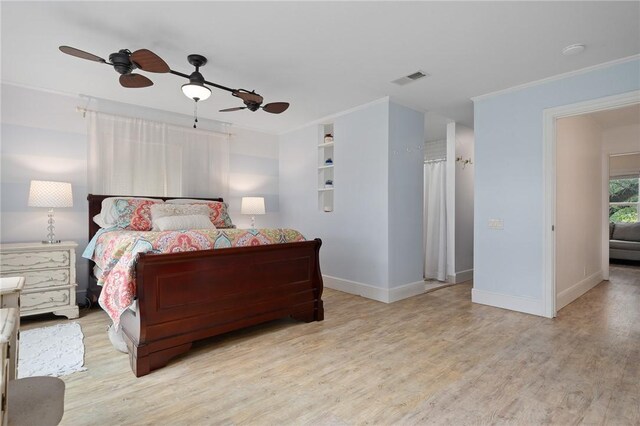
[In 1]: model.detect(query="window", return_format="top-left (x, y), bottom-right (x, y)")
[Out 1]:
top-left (609, 175), bottom-right (639, 223)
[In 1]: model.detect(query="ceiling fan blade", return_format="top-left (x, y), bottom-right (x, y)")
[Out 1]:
top-left (130, 49), bottom-right (170, 73)
top-left (219, 107), bottom-right (247, 112)
top-left (119, 73), bottom-right (153, 88)
top-left (233, 91), bottom-right (263, 104)
top-left (262, 102), bottom-right (290, 114)
top-left (59, 45), bottom-right (106, 63)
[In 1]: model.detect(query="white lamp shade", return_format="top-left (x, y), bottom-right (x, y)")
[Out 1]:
top-left (28, 180), bottom-right (73, 208)
top-left (241, 197), bottom-right (265, 215)
top-left (181, 83), bottom-right (211, 101)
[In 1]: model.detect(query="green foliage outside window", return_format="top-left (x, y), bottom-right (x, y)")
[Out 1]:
top-left (609, 176), bottom-right (639, 223)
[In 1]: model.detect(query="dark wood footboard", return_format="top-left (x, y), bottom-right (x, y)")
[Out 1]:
top-left (87, 194), bottom-right (324, 377)
top-left (119, 238), bottom-right (324, 377)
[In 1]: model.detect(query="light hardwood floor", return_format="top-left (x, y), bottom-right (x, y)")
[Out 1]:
top-left (22, 265), bottom-right (640, 425)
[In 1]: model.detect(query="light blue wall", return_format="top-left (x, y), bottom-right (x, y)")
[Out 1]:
top-left (388, 102), bottom-right (424, 288)
top-left (473, 59), bottom-right (640, 303)
top-left (280, 100), bottom-right (390, 287)
top-left (280, 99), bottom-right (425, 292)
top-left (0, 83), bottom-right (281, 300)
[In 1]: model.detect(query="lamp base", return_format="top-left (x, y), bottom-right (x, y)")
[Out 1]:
top-left (42, 240), bottom-right (61, 244)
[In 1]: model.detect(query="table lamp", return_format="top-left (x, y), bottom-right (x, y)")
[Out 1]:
top-left (28, 180), bottom-right (73, 244)
top-left (241, 197), bottom-right (265, 229)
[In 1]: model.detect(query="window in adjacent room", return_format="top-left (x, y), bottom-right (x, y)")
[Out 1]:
top-left (609, 175), bottom-right (639, 223)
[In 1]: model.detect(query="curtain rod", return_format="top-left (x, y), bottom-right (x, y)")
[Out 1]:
top-left (75, 107), bottom-right (233, 136)
top-left (424, 158), bottom-right (446, 164)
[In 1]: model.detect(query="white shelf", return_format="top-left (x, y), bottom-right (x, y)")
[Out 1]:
top-left (318, 187), bottom-right (334, 192)
top-left (318, 165), bottom-right (334, 169)
top-left (318, 142), bottom-right (335, 148)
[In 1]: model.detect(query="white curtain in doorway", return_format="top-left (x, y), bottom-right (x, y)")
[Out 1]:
top-left (424, 161), bottom-right (447, 281)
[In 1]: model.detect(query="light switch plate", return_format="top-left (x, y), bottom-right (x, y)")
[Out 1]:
top-left (488, 219), bottom-right (504, 230)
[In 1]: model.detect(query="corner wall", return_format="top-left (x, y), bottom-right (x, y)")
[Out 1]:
top-left (279, 98), bottom-right (424, 302)
top-left (454, 125), bottom-right (474, 282)
top-left (555, 115), bottom-right (603, 309)
top-left (472, 58), bottom-right (640, 316)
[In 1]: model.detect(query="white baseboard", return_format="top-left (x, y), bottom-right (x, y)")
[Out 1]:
top-left (388, 280), bottom-right (428, 303)
top-left (323, 275), bottom-right (388, 303)
top-left (450, 269), bottom-right (473, 284)
top-left (323, 275), bottom-right (425, 303)
top-left (471, 288), bottom-right (544, 316)
top-left (556, 270), bottom-right (603, 310)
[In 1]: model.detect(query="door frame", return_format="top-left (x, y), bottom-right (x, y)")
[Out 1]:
top-left (542, 90), bottom-right (640, 318)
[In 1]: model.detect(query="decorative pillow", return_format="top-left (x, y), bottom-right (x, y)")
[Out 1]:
top-left (611, 222), bottom-right (640, 242)
top-left (165, 199), bottom-right (234, 228)
top-left (149, 204), bottom-right (211, 230)
top-left (93, 214), bottom-right (109, 229)
top-left (110, 198), bottom-right (162, 231)
top-left (154, 214), bottom-right (216, 231)
top-left (609, 222), bottom-right (615, 240)
top-left (100, 197), bottom-right (162, 228)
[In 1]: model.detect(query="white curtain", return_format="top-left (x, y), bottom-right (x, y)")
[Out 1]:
top-left (88, 111), bottom-right (229, 199)
top-left (424, 161), bottom-right (447, 281)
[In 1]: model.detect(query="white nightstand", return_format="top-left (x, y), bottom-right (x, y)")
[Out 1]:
top-left (0, 276), bottom-right (24, 380)
top-left (0, 242), bottom-right (79, 319)
top-left (1, 308), bottom-right (17, 426)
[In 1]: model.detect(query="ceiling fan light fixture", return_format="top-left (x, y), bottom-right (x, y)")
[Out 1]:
top-left (182, 82), bottom-right (211, 101)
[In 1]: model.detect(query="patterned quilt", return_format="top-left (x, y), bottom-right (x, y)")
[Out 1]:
top-left (84, 228), bottom-right (306, 327)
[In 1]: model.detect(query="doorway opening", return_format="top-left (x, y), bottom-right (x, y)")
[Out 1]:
top-left (543, 90), bottom-right (640, 317)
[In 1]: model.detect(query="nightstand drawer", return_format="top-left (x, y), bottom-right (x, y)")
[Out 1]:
top-left (1, 269), bottom-right (70, 290)
top-left (21, 289), bottom-right (71, 311)
top-left (0, 250), bottom-right (70, 272)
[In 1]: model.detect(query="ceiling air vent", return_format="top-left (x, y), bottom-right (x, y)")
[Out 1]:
top-left (391, 70), bottom-right (429, 86)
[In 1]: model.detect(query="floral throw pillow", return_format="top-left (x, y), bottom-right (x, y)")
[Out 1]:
top-left (112, 199), bottom-right (160, 231)
top-left (205, 202), bottom-right (234, 228)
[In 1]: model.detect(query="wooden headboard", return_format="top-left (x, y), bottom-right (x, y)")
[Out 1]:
top-left (87, 194), bottom-right (224, 241)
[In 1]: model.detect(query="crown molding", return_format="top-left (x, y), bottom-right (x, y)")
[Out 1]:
top-left (471, 54), bottom-right (640, 102)
top-left (0, 80), bottom-right (282, 135)
top-left (279, 96), bottom-right (390, 135)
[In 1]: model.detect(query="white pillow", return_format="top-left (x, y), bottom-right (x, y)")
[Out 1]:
top-left (100, 197), bottom-right (162, 226)
top-left (149, 204), bottom-right (211, 230)
top-left (166, 198), bottom-right (219, 204)
top-left (154, 215), bottom-right (216, 231)
top-left (93, 214), bottom-right (109, 229)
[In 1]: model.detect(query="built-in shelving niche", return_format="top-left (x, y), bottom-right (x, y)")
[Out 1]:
top-left (318, 123), bottom-right (334, 212)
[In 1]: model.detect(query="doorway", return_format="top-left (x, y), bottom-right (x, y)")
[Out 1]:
top-left (543, 90), bottom-right (640, 318)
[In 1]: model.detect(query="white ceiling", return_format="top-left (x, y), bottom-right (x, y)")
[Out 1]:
top-left (2, 1), bottom-right (639, 134)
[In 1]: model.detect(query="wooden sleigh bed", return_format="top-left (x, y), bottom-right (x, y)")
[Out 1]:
top-left (87, 194), bottom-right (324, 377)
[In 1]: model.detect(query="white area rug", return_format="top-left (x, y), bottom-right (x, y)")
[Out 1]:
top-left (18, 322), bottom-right (87, 378)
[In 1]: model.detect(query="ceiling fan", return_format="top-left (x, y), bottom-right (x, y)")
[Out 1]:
top-left (59, 46), bottom-right (290, 124)
top-left (59, 46), bottom-right (170, 88)
top-left (170, 54), bottom-right (289, 114)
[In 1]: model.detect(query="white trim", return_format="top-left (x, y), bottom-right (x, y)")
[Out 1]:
top-left (609, 168), bottom-right (640, 177)
top-left (446, 121), bottom-right (457, 277)
top-left (471, 288), bottom-right (543, 317)
top-left (0, 80), bottom-right (276, 135)
top-left (602, 155), bottom-right (610, 281)
top-left (472, 55), bottom-right (640, 102)
top-left (323, 275), bottom-right (389, 303)
top-left (556, 271), bottom-right (604, 311)
top-left (452, 269), bottom-right (473, 283)
top-left (388, 281), bottom-right (428, 303)
top-left (323, 275), bottom-right (425, 303)
top-left (543, 90), bottom-right (640, 318)
top-left (281, 97), bottom-right (390, 135)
